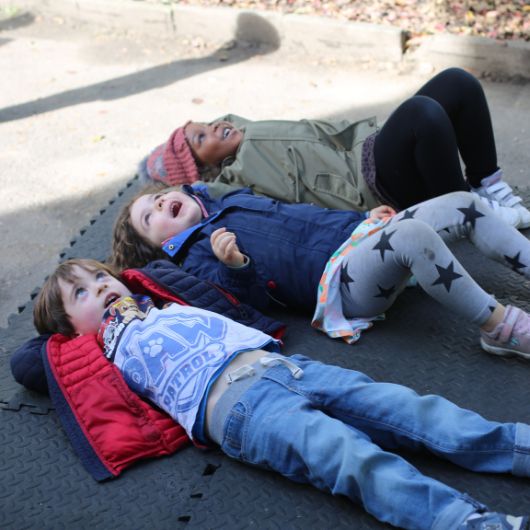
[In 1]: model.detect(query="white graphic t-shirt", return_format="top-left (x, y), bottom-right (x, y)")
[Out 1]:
top-left (106, 300), bottom-right (278, 439)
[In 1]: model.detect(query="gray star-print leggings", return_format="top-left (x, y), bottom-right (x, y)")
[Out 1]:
top-left (340, 191), bottom-right (530, 324)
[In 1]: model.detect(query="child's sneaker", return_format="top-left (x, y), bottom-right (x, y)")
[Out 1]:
top-left (473, 177), bottom-right (530, 229)
top-left (459, 512), bottom-right (530, 530)
top-left (481, 306), bottom-right (530, 359)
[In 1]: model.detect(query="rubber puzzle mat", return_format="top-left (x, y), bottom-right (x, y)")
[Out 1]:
top-left (1, 180), bottom-right (530, 529)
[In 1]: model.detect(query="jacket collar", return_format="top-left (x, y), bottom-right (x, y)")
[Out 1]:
top-left (162, 210), bottom-right (223, 258)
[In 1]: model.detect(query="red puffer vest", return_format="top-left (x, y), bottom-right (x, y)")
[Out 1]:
top-left (44, 333), bottom-right (189, 481)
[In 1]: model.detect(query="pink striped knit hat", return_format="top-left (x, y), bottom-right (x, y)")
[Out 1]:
top-left (146, 122), bottom-right (200, 185)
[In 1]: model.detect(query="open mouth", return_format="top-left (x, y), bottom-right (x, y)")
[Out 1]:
top-left (170, 201), bottom-right (182, 218)
top-left (105, 293), bottom-right (120, 308)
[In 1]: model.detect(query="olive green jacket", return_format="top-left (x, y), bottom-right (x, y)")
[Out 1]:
top-left (211, 114), bottom-right (380, 212)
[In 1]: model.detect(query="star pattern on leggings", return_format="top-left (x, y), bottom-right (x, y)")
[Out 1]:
top-left (372, 230), bottom-right (396, 261)
top-left (340, 264), bottom-right (354, 286)
top-left (504, 251), bottom-right (527, 274)
top-left (457, 201), bottom-right (485, 229)
top-left (399, 208), bottom-right (418, 221)
top-left (375, 284), bottom-right (397, 299)
top-left (431, 261), bottom-right (463, 292)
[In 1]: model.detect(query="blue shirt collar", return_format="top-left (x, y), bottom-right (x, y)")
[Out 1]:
top-left (161, 210), bottom-right (223, 257)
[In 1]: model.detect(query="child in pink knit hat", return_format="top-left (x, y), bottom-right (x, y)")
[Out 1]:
top-left (139, 68), bottom-right (530, 230)
top-left (144, 120), bottom-right (242, 186)
top-left (145, 122), bottom-right (201, 185)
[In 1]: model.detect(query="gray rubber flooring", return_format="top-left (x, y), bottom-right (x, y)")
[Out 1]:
top-left (1, 179), bottom-right (530, 529)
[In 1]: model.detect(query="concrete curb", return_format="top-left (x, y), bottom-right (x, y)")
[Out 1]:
top-left (407, 33), bottom-right (530, 79)
top-left (4, 0), bottom-right (405, 61)
top-left (5, 0), bottom-right (530, 77)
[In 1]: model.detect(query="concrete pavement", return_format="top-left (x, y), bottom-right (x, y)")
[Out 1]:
top-left (0, 1), bottom-right (529, 329)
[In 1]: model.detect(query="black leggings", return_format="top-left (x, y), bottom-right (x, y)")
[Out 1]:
top-left (374, 67), bottom-right (499, 209)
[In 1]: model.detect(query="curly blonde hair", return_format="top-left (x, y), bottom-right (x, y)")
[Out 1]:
top-left (110, 182), bottom-right (168, 272)
top-left (34, 259), bottom-right (118, 336)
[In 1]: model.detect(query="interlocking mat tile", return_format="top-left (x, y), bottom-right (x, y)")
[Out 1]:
top-left (1, 182), bottom-right (530, 529)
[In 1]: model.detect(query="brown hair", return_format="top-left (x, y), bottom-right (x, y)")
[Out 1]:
top-left (110, 182), bottom-right (168, 272)
top-left (33, 259), bottom-right (118, 337)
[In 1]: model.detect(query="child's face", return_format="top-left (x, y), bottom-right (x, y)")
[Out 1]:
top-left (130, 190), bottom-right (203, 246)
top-left (59, 265), bottom-right (132, 336)
top-left (185, 120), bottom-right (242, 167)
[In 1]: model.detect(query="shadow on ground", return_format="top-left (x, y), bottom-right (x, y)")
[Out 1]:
top-left (0, 12), bottom-right (280, 123)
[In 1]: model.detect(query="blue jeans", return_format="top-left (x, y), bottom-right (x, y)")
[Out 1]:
top-left (218, 355), bottom-right (530, 530)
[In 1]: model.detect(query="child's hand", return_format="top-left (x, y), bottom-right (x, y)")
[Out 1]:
top-left (210, 228), bottom-right (247, 268)
top-left (368, 205), bottom-right (396, 220)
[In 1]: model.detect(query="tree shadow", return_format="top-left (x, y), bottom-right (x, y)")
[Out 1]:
top-left (0, 12), bottom-right (280, 123)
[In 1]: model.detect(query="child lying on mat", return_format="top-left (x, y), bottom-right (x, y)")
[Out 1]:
top-left (140, 68), bottom-right (530, 229)
top-left (12, 258), bottom-right (530, 530)
top-left (112, 183), bottom-right (530, 357)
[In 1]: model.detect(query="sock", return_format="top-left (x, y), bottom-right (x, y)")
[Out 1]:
top-left (479, 168), bottom-right (503, 188)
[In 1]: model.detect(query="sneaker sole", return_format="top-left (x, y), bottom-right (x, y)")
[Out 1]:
top-left (480, 338), bottom-right (530, 360)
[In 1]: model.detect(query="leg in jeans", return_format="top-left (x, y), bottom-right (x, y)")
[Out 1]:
top-left (219, 357), bottom-right (530, 529)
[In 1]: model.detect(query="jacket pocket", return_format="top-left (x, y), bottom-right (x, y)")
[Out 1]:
top-left (312, 172), bottom-right (362, 205)
top-left (286, 144), bottom-right (365, 209)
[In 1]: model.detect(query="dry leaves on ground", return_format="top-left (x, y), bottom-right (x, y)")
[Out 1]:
top-left (170, 0), bottom-right (530, 41)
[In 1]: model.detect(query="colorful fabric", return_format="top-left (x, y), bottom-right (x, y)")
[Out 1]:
top-left (312, 218), bottom-right (388, 343)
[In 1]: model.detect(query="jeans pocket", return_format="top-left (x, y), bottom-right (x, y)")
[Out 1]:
top-left (220, 402), bottom-right (248, 460)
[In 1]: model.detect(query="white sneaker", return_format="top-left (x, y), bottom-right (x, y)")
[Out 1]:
top-left (473, 193), bottom-right (521, 228)
top-left (473, 180), bottom-right (530, 229)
